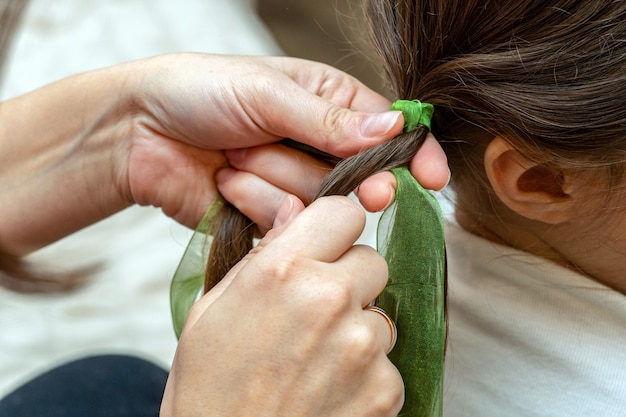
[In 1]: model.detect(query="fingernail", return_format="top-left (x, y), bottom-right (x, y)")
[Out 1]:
top-left (383, 185), bottom-right (397, 210)
top-left (443, 169), bottom-right (452, 190)
top-left (272, 195), bottom-right (296, 229)
top-left (360, 111), bottom-right (402, 138)
top-left (433, 168), bottom-right (451, 192)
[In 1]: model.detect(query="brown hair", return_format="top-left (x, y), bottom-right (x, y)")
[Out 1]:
top-left (0, 0), bottom-right (26, 78)
top-left (0, 241), bottom-right (87, 293)
top-left (204, 133), bottom-right (430, 290)
top-left (205, 1), bottom-right (626, 289)
top-left (362, 0), bottom-right (626, 208)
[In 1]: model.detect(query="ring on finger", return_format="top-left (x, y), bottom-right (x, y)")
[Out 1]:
top-left (364, 305), bottom-right (397, 354)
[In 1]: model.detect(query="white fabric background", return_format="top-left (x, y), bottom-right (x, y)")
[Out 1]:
top-left (443, 221), bottom-right (626, 417)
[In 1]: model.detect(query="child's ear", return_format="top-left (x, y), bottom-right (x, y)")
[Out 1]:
top-left (484, 137), bottom-right (575, 224)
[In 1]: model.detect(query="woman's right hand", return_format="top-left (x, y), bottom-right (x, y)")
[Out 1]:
top-left (161, 196), bottom-right (404, 417)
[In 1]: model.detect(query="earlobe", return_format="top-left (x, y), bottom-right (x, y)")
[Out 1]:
top-left (484, 137), bottom-right (574, 224)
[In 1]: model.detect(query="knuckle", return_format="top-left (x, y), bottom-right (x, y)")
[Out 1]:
top-left (305, 277), bottom-right (353, 316)
top-left (289, 277), bottom-right (356, 333)
top-left (359, 244), bottom-right (388, 276)
top-left (322, 104), bottom-right (345, 130)
top-left (325, 278), bottom-right (356, 309)
top-left (319, 106), bottom-right (349, 151)
top-left (370, 364), bottom-right (405, 415)
top-left (318, 70), bottom-right (359, 106)
top-left (256, 252), bottom-right (301, 284)
top-left (339, 321), bottom-right (379, 365)
top-left (241, 251), bottom-right (298, 295)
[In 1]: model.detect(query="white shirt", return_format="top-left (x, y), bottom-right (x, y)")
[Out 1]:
top-left (443, 222), bottom-right (626, 417)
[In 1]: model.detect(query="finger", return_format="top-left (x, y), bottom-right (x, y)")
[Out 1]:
top-left (331, 244), bottom-right (388, 306)
top-left (356, 360), bottom-right (405, 416)
top-left (183, 259), bottom-right (244, 332)
top-left (265, 196), bottom-right (366, 263)
top-left (356, 171), bottom-right (397, 212)
top-left (183, 195), bottom-right (305, 331)
top-left (264, 57), bottom-right (392, 113)
top-left (189, 199), bottom-right (368, 329)
top-left (408, 133), bottom-right (451, 191)
top-left (293, 103), bottom-right (404, 158)
top-left (364, 306), bottom-right (398, 355)
top-left (247, 78), bottom-right (403, 158)
top-left (272, 194), bottom-right (305, 229)
top-left (216, 168), bottom-right (304, 233)
top-left (225, 143), bottom-right (332, 205)
top-left (356, 134), bottom-right (451, 211)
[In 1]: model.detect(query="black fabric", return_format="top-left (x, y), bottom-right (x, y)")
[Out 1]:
top-left (0, 354), bottom-right (168, 417)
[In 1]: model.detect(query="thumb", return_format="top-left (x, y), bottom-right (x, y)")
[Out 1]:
top-left (260, 87), bottom-right (404, 158)
top-left (297, 105), bottom-right (404, 157)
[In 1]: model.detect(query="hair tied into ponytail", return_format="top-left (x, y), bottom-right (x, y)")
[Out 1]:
top-left (390, 99), bottom-right (434, 132)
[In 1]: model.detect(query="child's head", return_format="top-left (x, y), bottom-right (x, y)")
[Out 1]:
top-left (363, 0), bottom-right (626, 288)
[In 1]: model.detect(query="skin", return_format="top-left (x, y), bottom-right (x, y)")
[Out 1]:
top-left (0, 53), bottom-right (449, 255)
top-left (219, 132), bottom-right (447, 233)
top-left (162, 196), bottom-right (405, 417)
top-left (458, 136), bottom-right (626, 294)
top-left (0, 53), bottom-right (450, 415)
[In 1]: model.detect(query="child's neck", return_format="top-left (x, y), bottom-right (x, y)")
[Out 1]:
top-left (455, 207), bottom-right (626, 295)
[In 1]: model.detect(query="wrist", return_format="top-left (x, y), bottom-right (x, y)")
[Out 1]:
top-left (0, 65), bottom-right (137, 254)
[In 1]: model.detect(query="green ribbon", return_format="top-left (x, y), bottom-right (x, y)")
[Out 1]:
top-left (377, 168), bottom-right (445, 416)
top-left (169, 100), bottom-right (446, 416)
top-left (391, 99), bottom-right (435, 132)
top-left (170, 197), bottom-right (223, 339)
top-left (377, 100), bottom-right (445, 417)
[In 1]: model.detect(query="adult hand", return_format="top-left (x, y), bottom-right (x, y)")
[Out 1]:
top-left (0, 53), bottom-right (447, 254)
top-left (122, 53), bottom-right (409, 228)
top-left (218, 132), bottom-right (449, 233)
top-left (161, 196), bottom-right (404, 416)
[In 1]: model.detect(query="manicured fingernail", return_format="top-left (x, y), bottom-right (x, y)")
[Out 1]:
top-left (273, 195), bottom-right (296, 229)
top-left (360, 111), bottom-right (402, 138)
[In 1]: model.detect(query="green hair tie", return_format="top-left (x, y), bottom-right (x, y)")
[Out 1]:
top-left (391, 99), bottom-right (434, 132)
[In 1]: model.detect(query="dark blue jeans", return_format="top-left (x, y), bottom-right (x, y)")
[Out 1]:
top-left (0, 354), bottom-right (168, 417)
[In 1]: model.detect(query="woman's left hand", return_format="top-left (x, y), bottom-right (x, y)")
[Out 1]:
top-left (120, 53), bottom-right (409, 228)
top-left (0, 53), bottom-right (448, 253)
top-left (0, 54), bottom-right (414, 255)
top-left (122, 54), bottom-right (449, 233)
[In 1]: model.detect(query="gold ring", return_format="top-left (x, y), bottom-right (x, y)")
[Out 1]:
top-left (364, 305), bottom-right (397, 354)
